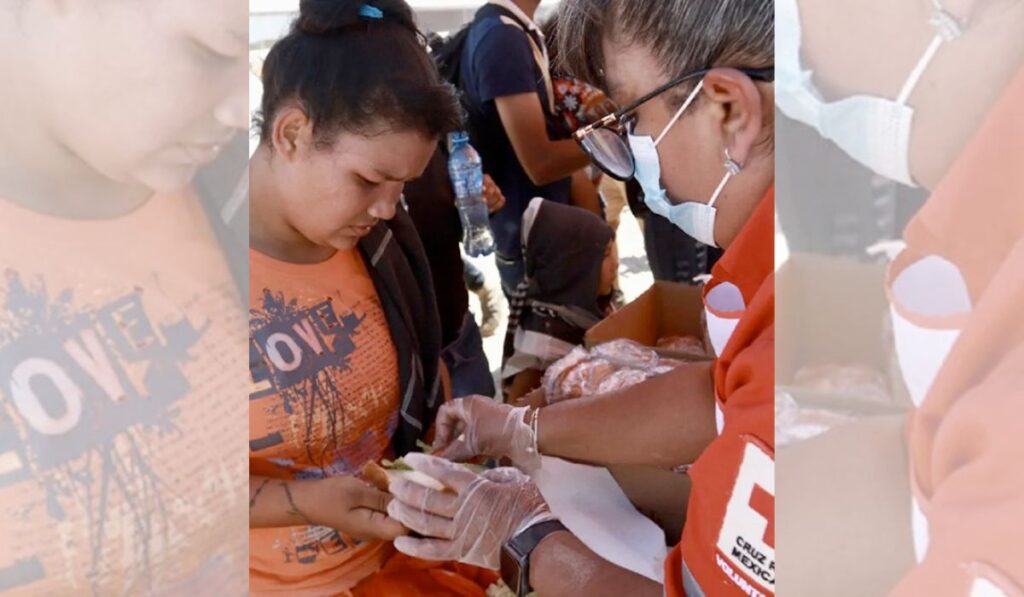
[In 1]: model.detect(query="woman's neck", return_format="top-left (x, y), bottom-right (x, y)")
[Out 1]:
top-left (716, 152), bottom-right (774, 250)
top-left (249, 146), bottom-right (338, 265)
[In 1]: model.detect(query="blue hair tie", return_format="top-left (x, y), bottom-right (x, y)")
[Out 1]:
top-left (359, 4), bottom-right (384, 19)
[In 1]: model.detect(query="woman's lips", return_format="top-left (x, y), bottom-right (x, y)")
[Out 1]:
top-left (347, 224), bottom-right (375, 237)
top-left (164, 142), bottom-right (224, 166)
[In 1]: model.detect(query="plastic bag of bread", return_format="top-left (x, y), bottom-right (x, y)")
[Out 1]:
top-left (591, 339), bottom-right (661, 368)
top-left (542, 339), bottom-right (683, 404)
top-left (793, 363), bottom-right (890, 403)
top-left (775, 390), bottom-right (856, 447)
top-left (656, 335), bottom-right (708, 359)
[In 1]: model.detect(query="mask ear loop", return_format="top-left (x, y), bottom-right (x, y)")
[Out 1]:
top-left (708, 148), bottom-right (743, 208)
top-left (654, 80), bottom-right (705, 147)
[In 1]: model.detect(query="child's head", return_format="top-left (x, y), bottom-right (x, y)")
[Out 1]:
top-left (522, 198), bottom-right (616, 314)
top-left (254, 0), bottom-right (461, 252)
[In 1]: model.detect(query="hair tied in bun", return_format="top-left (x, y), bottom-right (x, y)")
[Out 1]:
top-left (298, 0), bottom-right (385, 35)
top-left (359, 4), bottom-right (384, 19)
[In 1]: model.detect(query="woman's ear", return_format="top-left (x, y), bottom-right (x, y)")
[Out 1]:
top-left (700, 68), bottom-right (766, 166)
top-left (271, 105), bottom-right (313, 161)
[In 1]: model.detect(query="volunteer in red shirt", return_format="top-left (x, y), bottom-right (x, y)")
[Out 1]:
top-left (383, 1), bottom-right (776, 595)
top-left (887, 67), bottom-right (1024, 596)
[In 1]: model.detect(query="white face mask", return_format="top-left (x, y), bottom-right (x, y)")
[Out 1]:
top-left (627, 80), bottom-right (740, 248)
top-left (776, 0), bottom-right (964, 187)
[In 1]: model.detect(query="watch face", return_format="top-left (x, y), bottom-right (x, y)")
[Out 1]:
top-left (500, 544), bottom-right (526, 595)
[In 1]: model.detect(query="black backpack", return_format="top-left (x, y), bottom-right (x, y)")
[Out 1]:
top-left (426, 5), bottom-right (542, 133)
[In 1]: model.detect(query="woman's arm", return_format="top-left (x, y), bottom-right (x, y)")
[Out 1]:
top-left (570, 169), bottom-right (603, 217)
top-left (435, 361), bottom-right (717, 469)
top-left (529, 530), bottom-right (663, 596)
top-left (537, 360), bottom-right (717, 467)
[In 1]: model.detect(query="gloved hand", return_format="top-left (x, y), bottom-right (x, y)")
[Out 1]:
top-left (432, 396), bottom-right (539, 470)
top-left (387, 453), bottom-right (554, 570)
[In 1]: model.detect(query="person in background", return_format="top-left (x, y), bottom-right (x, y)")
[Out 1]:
top-left (248, 1), bottom-right (496, 594)
top-left (387, 1), bottom-right (777, 596)
top-left (462, 258), bottom-right (502, 338)
top-left (542, 13), bottom-right (628, 306)
top-left (501, 198), bottom-right (618, 401)
top-left (457, 0), bottom-right (593, 296)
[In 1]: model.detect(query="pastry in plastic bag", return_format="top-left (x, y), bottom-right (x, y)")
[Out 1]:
top-left (542, 340), bottom-right (683, 403)
top-left (656, 335), bottom-right (708, 358)
top-left (542, 346), bottom-right (591, 397)
top-left (775, 390), bottom-right (856, 447)
top-left (591, 338), bottom-right (661, 368)
top-left (793, 363), bottom-right (890, 403)
top-left (557, 358), bottom-right (617, 400)
top-left (595, 368), bottom-right (651, 395)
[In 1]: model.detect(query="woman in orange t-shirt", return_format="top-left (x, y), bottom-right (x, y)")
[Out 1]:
top-left (248, 1), bottom-right (497, 595)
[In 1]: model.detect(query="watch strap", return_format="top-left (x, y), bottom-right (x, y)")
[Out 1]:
top-left (503, 520), bottom-right (566, 596)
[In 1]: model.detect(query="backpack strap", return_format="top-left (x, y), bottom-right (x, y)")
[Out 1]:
top-left (497, 15), bottom-right (556, 116)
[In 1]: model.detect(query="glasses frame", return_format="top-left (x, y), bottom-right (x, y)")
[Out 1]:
top-left (574, 66), bottom-right (775, 180)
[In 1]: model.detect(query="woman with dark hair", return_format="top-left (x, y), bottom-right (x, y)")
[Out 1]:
top-left (386, 1), bottom-right (776, 595)
top-left (247, 1), bottom-right (496, 594)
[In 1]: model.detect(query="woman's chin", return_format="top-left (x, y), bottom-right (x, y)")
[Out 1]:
top-left (327, 234), bottom-right (359, 252)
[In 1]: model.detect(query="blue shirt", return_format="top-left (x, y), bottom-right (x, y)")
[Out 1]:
top-left (459, 5), bottom-right (572, 262)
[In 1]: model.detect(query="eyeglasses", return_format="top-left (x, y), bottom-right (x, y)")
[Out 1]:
top-left (574, 67), bottom-right (775, 181)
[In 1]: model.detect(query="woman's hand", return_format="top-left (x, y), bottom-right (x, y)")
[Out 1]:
top-left (314, 476), bottom-right (409, 541)
top-left (482, 174), bottom-right (506, 213)
top-left (387, 454), bottom-right (553, 569)
top-left (431, 396), bottom-right (538, 469)
top-left (249, 475), bottom-right (407, 541)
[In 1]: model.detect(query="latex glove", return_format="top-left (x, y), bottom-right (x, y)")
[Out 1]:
top-left (432, 395), bottom-right (539, 470)
top-left (387, 453), bottom-right (554, 569)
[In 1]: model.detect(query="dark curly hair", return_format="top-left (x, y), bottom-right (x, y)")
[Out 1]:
top-left (254, 0), bottom-right (462, 148)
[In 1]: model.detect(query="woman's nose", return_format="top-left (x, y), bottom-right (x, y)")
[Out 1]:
top-left (367, 184), bottom-right (404, 221)
top-left (214, 84), bottom-right (248, 131)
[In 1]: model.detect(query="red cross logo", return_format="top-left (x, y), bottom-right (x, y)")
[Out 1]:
top-left (749, 484), bottom-right (774, 549)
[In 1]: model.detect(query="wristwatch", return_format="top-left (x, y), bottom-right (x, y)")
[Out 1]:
top-left (500, 520), bottom-right (567, 597)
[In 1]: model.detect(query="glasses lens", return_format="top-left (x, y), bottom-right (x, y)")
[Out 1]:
top-left (580, 127), bottom-right (634, 180)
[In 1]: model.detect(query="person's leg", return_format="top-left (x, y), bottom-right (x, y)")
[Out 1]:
top-left (463, 257), bottom-right (500, 338)
top-left (441, 312), bottom-right (497, 399)
top-left (463, 258), bottom-right (485, 292)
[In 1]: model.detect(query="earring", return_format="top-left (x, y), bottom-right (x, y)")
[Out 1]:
top-left (724, 148), bottom-right (742, 176)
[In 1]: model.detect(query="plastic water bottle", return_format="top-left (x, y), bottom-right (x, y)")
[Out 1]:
top-left (447, 132), bottom-right (495, 257)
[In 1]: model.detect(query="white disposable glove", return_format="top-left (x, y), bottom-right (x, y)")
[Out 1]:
top-left (387, 453), bottom-right (554, 570)
top-left (432, 396), bottom-right (539, 470)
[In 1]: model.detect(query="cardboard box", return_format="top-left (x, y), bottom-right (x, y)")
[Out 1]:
top-left (776, 253), bottom-right (911, 414)
top-left (585, 281), bottom-right (712, 361)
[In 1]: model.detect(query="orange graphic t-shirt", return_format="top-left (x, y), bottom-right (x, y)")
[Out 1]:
top-left (249, 248), bottom-right (401, 595)
top-left (0, 192), bottom-right (249, 595)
